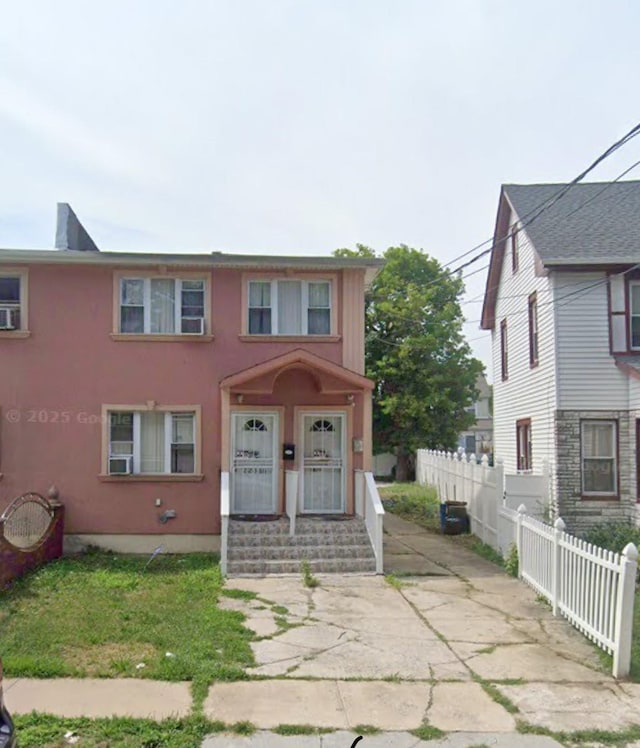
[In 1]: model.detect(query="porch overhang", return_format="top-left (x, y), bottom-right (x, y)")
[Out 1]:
top-left (219, 349), bottom-right (374, 474)
top-left (220, 349), bottom-right (374, 395)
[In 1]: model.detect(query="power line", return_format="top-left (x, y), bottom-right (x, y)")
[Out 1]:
top-left (446, 122), bottom-right (640, 277)
top-left (459, 157), bottom-right (640, 309)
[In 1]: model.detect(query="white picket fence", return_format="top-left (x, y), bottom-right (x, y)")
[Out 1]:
top-left (417, 448), bottom-right (638, 678)
top-left (416, 449), bottom-right (548, 555)
top-left (516, 507), bottom-right (638, 678)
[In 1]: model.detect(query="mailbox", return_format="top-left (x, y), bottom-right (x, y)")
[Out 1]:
top-left (282, 443), bottom-right (295, 461)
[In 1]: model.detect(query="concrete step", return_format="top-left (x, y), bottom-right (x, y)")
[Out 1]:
top-left (228, 532), bottom-right (371, 548)
top-left (228, 544), bottom-right (375, 561)
top-left (226, 515), bottom-right (377, 574)
top-left (228, 518), bottom-right (367, 536)
top-left (226, 557), bottom-right (377, 575)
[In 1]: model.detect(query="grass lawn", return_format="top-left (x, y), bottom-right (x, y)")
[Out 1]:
top-left (377, 481), bottom-right (441, 532)
top-left (13, 714), bottom-right (226, 748)
top-left (379, 480), bottom-right (640, 682)
top-left (0, 551), bottom-right (254, 690)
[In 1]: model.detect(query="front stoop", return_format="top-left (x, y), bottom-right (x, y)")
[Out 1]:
top-left (227, 516), bottom-right (377, 575)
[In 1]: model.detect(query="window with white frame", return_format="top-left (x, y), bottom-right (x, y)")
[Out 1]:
top-left (630, 282), bottom-right (640, 349)
top-left (119, 278), bottom-right (205, 334)
top-left (108, 410), bottom-right (196, 474)
top-left (247, 280), bottom-right (331, 335)
top-left (0, 275), bottom-right (23, 330)
top-left (581, 420), bottom-right (617, 496)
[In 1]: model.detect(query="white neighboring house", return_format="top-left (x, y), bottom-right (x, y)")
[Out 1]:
top-left (457, 373), bottom-right (493, 456)
top-left (481, 181), bottom-right (640, 533)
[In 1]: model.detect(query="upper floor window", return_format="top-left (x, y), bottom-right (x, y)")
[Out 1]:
top-left (107, 409), bottom-right (197, 475)
top-left (581, 420), bottom-right (617, 496)
top-left (119, 277), bottom-right (205, 335)
top-left (528, 292), bottom-right (538, 367)
top-left (248, 279), bottom-right (331, 335)
top-left (500, 319), bottom-right (508, 380)
top-left (516, 418), bottom-right (532, 471)
top-left (630, 282), bottom-right (640, 349)
top-left (510, 225), bottom-right (519, 273)
top-left (0, 270), bottom-right (27, 332)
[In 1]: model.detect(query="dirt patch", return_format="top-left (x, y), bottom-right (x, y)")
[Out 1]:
top-left (63, 642), bottom-right (158, 676)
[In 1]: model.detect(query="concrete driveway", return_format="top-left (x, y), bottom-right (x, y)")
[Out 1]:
top-left (212, 513), bottom-right (640, 737)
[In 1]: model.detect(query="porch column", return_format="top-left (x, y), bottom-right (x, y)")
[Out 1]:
top-left (363, 390), bottom-right (373, 472)
top-left (220, 388), bottom-right (231, 471)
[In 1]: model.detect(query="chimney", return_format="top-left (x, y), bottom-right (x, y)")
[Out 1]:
top-left (55, 203), bottom-right (100, 252)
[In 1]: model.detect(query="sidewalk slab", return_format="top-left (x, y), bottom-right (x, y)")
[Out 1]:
top-left (201, 730), bottom-right (565, 747)
top-left (4, 677), bottom-right (191, 719)
top-left (411, 733), bottom-right (563, 748)
top-left (204, 680), bottom-right (435, 731)
top-left (465, 642), bottom-right (604, 682)
top-left (497, 681), bottom-right (640, 732)
top-left (204, 680), bottom-right (348, 729)
top-left (427, 681), bottom-right (516, 732)
top-left (336, 680), bottom-right (431, 730)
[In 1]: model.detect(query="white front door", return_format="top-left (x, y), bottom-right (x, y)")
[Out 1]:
top-left (300, 413), bottom-right (346, 513)
top-left (231, 412), bottom-right (279, 514)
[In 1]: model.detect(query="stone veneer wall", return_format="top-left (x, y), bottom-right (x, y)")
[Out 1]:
top-left (554, 410), bottom-right (637, 534)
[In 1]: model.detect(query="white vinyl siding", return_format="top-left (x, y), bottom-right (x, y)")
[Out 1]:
top-left (492, 208), bottom-right (557, 476)
top-left (554, 272), bottom-right (629, 410)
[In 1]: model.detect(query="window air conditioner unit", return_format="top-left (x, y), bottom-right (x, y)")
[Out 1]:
top-left (0, 307), bottom-right (16, 330)
top-left (109, 455), bottom-right (133, 475)
top-left (182, 317), bottom-right (204, 335)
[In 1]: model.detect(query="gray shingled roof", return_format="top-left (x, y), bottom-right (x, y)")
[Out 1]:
top-left (504, 181), bottom-right (640, 264)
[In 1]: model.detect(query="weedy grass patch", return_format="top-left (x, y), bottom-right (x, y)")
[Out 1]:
top-left (0, 551), bottom-right (254, 687)
top-left (378, 482), bottom-right (440, 532)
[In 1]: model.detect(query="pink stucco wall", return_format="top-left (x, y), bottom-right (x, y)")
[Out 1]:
top-left (0, 263), bottom-right (359, 537)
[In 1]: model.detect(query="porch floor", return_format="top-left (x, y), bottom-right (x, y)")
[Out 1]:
top-left (226, 516), bottom-right (377, 575)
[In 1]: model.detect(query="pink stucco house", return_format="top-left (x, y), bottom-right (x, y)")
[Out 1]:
top-left (0, 205), bottom-right (385, 573)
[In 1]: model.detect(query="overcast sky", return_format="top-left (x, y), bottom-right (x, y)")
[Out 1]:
top-left (2, 0), bottom-right (640, 378)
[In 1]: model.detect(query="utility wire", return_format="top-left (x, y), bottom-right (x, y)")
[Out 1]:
top-left (460, 158), bottom-right (640, 309)
top-left (446, 122), bottom-right (640, 277)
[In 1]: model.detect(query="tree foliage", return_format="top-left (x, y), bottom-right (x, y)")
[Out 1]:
top-left (336, 244), bottom-right (484, 479)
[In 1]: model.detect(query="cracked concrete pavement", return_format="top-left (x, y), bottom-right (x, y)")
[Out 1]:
top-left (5, 511), bottom-right (639, 746)
top-left (210, 512), bottom-right (640, 739)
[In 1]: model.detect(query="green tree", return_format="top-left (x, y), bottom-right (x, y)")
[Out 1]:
top-left (336, 244), bottom-right (483, 481)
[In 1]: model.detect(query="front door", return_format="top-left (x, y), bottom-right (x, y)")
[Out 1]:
top-left (300, 413), bottom-right (345, 513)
top-left (231, 412), bottom-right (279, 514)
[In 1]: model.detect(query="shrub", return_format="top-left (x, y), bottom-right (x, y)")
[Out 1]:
top-left (504, 544), bottom-right (518, 577)
top-left (582, 522), bottom-right (640, 555)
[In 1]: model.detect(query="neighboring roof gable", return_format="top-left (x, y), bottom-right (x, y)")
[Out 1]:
top-left (503, 181), bottom-right (640, 265)
top-left (480, 187), bottom-right (513, 330)
top-left (481, 180), bottom-right (640, 329)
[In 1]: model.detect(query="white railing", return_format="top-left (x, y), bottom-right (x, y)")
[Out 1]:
top-left (355, 469), bottom-right (365, 518)
top-left (515, 505), bottom-right (638, 678)
top-left (363, 471), bottom-right (384, 574)
top-left (220, 471), bottom-right (230, 576)
top-left (285, 470), bottom-right (298, 537)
